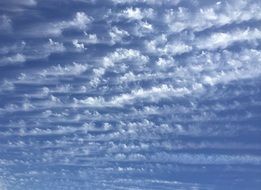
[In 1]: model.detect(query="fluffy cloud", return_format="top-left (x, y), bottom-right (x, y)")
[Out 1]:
top-left (109, 26), bottom-right (129, 44)
top-left (72, 39), bottom-right (85, 51)
top-left (84, 33), bottom-right (98, 44)
top-left (120, 7), bottom-right (155, 20)
top-left (103, 48), bottom-right (149, 67)
top-left (145, 34), bottom-right (192, 56)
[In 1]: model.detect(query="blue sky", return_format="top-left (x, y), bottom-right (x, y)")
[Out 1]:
top-left (0, 0), bottom-right (261, 189)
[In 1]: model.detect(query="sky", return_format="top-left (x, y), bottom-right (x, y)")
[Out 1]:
top-left (0, 0), bottom-right (261, 189)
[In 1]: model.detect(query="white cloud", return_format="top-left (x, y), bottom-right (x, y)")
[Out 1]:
top-left (84, 33), bottom-right (98, 44)
top-left (74, 96), bottom-right (107, 107)
top-left (163, 42), bottom-right (192, 56)
top-left (41, 62), bottom-right (88, 77)
top-left (46, 39), bottom-right (65, 53)
top-left (201, 49), bottom-right (261, 86)
top-left (103, 48), bottom-right (149, 67)
top-left (132, 20), bottom-right (154, 37)
top-left (109, 84), bottom-right (191, 106)
top-left (145, 35), bottom-right (192, 56)
top-left (196, 28), bottom-right (261, 50)
top-left (88, 48), bottom-right (149, 86)
top-left (26, 12), bottom-right (92, 37)
top-left (150, 153), bottom-right (261, 165)
top-left (0, 41), bottom-right (26, 55)
top-left (0, 53), bottom-right (26, 66)
top-left (72, 12), bottom-right (92, 30)
top-left (0, 0), bottom-right (37, 12)
top-left (71, 33), bottom-right (99, 49)
top-left (0, 80), bottom-right (15, 92)
top-left (74, 84), bottom-right (193, 107)
top-left (88, 48), bottom-right (150, 86)
top-left (24, 39), bottom-right (66, 60)
top-left (51, 12), bottom-right (92, 35)
top-left (72, 39), bottom-right (85, 51)
top-left (120, 7), bottom-right (154, 20)
top-left (0, 0), bottom-right (260, 188)
top-left (112, 0), bottom-right (180, 5)
top-left (164, 1), bottom-right (261, 33)
top-left (0, 39), bottom-right (66, 65)
top-left (109, 26), bottom-right (129, 45)
top-left (73, 0), bottom-right (96, 3)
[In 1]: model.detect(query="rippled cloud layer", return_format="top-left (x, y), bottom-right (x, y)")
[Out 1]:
top-left (0, 0), bottom-right (261, 189)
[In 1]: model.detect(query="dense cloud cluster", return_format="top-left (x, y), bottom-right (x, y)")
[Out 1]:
top-left (0, 0), bottom-right (261, 189)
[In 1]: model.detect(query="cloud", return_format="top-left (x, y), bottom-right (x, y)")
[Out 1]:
top-left (0, 39), bottom-right (66, 66)
top-left (109, 84), bottom-right (191, 106)
top-left (71, 12), bottom-right (92, 30)
top-left (25, 12), bottom-right (92, 37)
top-left (131, 20), bottom-right (154, 37)
top-left (119, 7), bottom-right (155, 21)
top-left (41, 62), bottom-right (88, 77)
top-left (200, 49), bottom-right (261, 86)
top-left (0, 0), bottom-right (261, 189)
top-left (0, 179), bottom-right (7, 190)
top-left (109, 26), bottom-right (129, 45)
top-left (72, 39), bottom-right (85, 51)
top-left (0, 15), bottom-right (12, 33)
top-left (0, 0), bottom-right (37, 12)
top-left (44, 39), bottom-right (65, 53)
top-left (0, 80), bottom-right (15, 92)
top-left (0, 62), bottom-right (88, 94)
top-left (112, 0), bottom-right (180, 5)
top-left (103, 48), bottom-right (149, 67)
top-left (0, 53), bottom-right (26, 66)
top-left (145, 34), bottom-right (192, 56)
top-left (74, 84), bottom-right (195, 107)
top-left (164, 1), bottom-right (261, 33)
top-left (48, 12), bottom-right (92, 36)
top-left (0, 41), bottom-right (26, 55)
top-left (70, 33), bottom-right (99, 49)
top-left (90, 48), bottom-right (149, 86)
top-left (3, 0), bottom-right (37, 6)
top-left (150, 153), bottom-right (261, 165)
top-left (196, 28), bottom-right (261, 50)
top-left (83, 33), bottom-right (98, 44)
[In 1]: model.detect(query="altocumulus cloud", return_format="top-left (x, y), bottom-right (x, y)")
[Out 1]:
top-left (0, 0), bottom-right (261, 190)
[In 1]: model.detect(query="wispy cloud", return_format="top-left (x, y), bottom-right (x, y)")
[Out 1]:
top-left (23, 12), bottom-right (92, 37)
